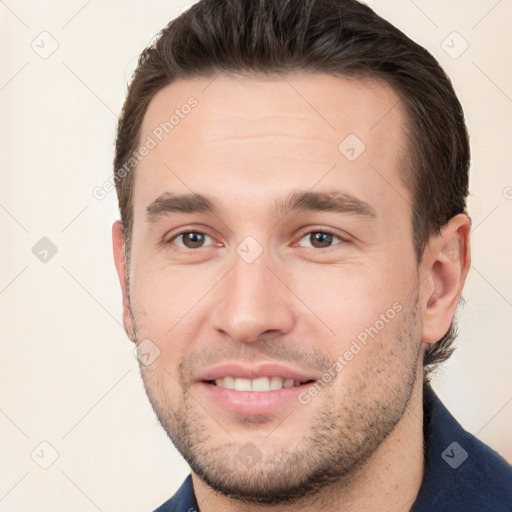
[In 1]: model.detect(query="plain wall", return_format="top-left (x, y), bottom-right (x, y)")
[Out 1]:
top-left (1, 1), bottom-right (511, 510)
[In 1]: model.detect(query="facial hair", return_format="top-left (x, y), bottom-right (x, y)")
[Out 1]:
top-left (134, 294), bottom-right (422, 506)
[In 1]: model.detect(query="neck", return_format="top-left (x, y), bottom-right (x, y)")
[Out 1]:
top-left (192, 371), bottom-right (425, 512)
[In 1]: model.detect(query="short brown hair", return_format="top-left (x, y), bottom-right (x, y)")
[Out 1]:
top-left (114, 0), bottom-right (470, 375)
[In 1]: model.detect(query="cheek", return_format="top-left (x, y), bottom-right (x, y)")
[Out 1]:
top-left (129, 262), bottom-right (222, 364)
top-left (326, 296), bottom-right (421, 403)
top-left (289, 261), bottom-right (414, 348)
top-left (139, 362), bottom-right (183, 427)
top-left (132, 263), bottom-right (199, 326)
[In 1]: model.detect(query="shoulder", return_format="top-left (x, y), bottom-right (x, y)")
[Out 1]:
top-left (153, 475), bottom-right (198, 512)
top-left (436, 433), bottom-right (512, 510)
top-left (412, 384), bottom-right (512, 511)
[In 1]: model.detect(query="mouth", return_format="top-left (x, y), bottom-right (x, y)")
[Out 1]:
top-left (196, 364), bottom-right (319, 416)
top-left (209, 376), bottom-right (316, 392)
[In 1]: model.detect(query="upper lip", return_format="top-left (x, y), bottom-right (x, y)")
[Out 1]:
top-left (196, 362), bottom-right (320, 383)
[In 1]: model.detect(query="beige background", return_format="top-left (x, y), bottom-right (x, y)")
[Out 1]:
top-left (1, 1), bottom-right (511, 510)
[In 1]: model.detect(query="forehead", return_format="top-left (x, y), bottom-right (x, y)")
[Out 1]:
top-left (141, 72), bottom-right (404, 150)
top-left (134, 73), bottom-right (408, 219)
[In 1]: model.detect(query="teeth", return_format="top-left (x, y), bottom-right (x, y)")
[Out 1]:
top-left (223, 376), bottom-right (235, 389)
top-left (234, 378), bottom-right (252, 391)
top-left (214, 376), bottom-right (305, 392)
top-left (252, 377), bottom-right (270, 392)
top-left (269, 376), bottom-right (283, 390)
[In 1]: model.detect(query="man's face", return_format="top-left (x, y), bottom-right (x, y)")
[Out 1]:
top-left (120, 74), bottom-right (426, 503)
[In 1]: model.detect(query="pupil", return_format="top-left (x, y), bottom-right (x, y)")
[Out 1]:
top-left (185, 232), bottom-right (204, 248)
top-left (311, 232), bottom-right (332, 248)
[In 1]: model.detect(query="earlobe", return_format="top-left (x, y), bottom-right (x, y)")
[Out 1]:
top-left (112, 220), bottom-right (135, 341)
top-left (421, 214), bottom-right (471, 344)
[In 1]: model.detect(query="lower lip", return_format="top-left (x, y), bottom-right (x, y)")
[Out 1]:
top-left (198, 381), bottom-right (315, 416)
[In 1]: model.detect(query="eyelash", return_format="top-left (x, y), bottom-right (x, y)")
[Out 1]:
top-left (169, 231), bottom-right (217, 249)
top-left (167, 228), bottom-right (346, 250)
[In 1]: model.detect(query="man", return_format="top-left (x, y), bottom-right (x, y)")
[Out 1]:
top-left (112, 0), bottom-right (512, 510)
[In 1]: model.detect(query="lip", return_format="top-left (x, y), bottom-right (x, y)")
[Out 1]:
top-left (195, 362), bottom-right (319, 416)
top-left (196, 362), bottom-right (319, 383)
top-left (199, 381), bottom-right (315, 416)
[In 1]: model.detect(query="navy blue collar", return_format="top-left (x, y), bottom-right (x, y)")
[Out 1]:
top-left (411, 382), bottom-right (512, 510)
top-left (155, 383), bottom-right (512, 511)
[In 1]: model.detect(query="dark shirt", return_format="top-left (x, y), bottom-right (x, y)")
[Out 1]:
top-left (154, 383), bottom-right (512, 511)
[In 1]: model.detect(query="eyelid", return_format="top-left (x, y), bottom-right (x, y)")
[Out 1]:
top-left (162, 226), bottom-right (350, 251)
top-left (294, 227), bottom-right (349, 247)
top-left (172, 232), bottom-right (215, 249)
top-left (164, 226), bottom-right (220, 248)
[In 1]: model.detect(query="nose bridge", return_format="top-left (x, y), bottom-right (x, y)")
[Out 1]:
top-left (211, 245), bottom-right (295, 342)
top-left (231, 250), bottom-right (272, 302)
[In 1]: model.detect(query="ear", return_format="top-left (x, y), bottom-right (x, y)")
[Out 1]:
top-left (112, 220), bottom-right (135, 341)
top-left (420, 213), bottom-right (471, 344)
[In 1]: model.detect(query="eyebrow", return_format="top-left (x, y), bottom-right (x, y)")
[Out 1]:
top-left (145, 190), bottom-right (376, 222)
top-left (276, 190), bottom-right (376, 219)
top-left (146, 193), bottom-right (217, 221)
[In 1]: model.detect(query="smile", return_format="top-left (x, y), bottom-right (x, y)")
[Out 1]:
top-left (212, 376), bottom-right (313, 392)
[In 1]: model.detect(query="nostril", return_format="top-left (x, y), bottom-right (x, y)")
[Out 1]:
top-left (261, 329), bottom-right (280, 337)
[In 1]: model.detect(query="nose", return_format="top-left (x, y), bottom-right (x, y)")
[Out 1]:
top-left (210, 251), bottom-right (296, 344)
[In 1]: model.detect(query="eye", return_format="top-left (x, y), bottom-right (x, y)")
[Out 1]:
top-left (297, 230), bottom-right (344, 249)
top-left (171, 231), bottom-right (215, 249)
